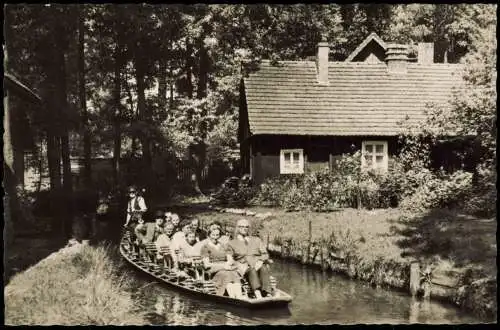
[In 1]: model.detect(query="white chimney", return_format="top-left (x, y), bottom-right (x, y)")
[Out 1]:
top-left (316, 40), bottom-right (329, 85)
top-left (385, 43), bottom-right (409, 74)
top-left (418, 42), bottom-right (434, 64)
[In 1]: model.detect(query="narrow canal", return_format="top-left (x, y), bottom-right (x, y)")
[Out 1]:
top-left (127, 258), bottom-right (480, 325)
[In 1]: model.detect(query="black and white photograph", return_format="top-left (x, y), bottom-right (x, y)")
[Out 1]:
top-left (3, 3), bottom-right (496, 325)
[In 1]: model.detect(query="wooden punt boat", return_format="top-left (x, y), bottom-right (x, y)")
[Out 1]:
top-left (119, 234), bottom-right (293, 309)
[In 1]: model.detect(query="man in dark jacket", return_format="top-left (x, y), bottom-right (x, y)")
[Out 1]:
top-left (226, 218), bottom-right (272, 299)
top-left (190, 218), bottom-right (207, 242)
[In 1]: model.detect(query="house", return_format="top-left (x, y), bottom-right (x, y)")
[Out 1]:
top-left (4, 72), bottom-right (42, 189)
top-left (4, 72), bottom-right (44, 244)
top-left (239, 33), bottom-right (464, 184)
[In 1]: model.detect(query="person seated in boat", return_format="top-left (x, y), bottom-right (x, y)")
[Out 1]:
top-left (163, 211), bottom-right (172, 224)
top-left (124, 185), bottom-right (148, 230)
top-left (171, 231), bottom-right (204, 278)
top-left (170, 219), bottom-right (193, 269)
top-left (190, 218), bottom-right (207, 242)
top-left (155, 222), bottom-right (175, 266)
top-left (201, 226), bottom-right (242, 298)
top-left (170, 213), bottom-right (181, 232)
top-left (135, 210), bottom-right (165, 258)
top-left (202, 222), bottom-right (230, 247)
top-left (170, 219), bottom-right (191, 246)
top-left (226, 218), bottom-right (272, 299)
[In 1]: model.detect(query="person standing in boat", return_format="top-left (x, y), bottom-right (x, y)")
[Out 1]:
top-left (124, 185), bottom-right (147, 229)
top-left (201, 226), bottom-right (242, 298)
top-left (226, 218), bottom-right (272, 299)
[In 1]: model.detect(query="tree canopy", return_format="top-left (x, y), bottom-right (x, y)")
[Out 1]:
top-left (5, 4), bottom-right (496, 197)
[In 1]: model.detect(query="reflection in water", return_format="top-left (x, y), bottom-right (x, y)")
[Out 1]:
top-left (131, 259), bottom-right (481, 325)
top-left (408, 297), bottom-right (420, 324)
top-left (154, 296), bottom-right (165, 315)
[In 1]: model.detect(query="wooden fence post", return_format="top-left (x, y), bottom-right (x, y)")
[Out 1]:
top-left (320, 245), bottom-right (325, 270)
top-left (308, 219), bottom-right (312, 242)
top-left (410, 262), bottom-right (420, 297)
top-left (307, 219), bottom-right (312, 263)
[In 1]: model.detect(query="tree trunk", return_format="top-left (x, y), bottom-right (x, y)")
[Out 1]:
top-left (124, 72), bottom-right (136, 115)
top-left (36, 141), bottom-right (44, 194)
top-left (189, 142), bottom-right (206, 196)
top-left (3, 73), bottom-right (16, 246)
top-left (158, 57), bottom-right (168, 110)
top-left (169, 71), bottom-right (174, 109)
top-left (196, 43), bottom-right (209, 99)
top-left (58, 48), bottom-right (73, 238)
top-left (191, 40), bottom-right (210, 195)
top-left (168, 40), bottom-right (175, 109)
top-left (112, 33), bottom-right (124, 185)
top-left (134, 45), bottom-right (152, 182)
top-left (47, 130), bottom-right (62, 191)
top-left (79, 6), bottom-right (91, 188)
top-left (61, 133), bottom-right (72, 217)
top-left (185, 38), bottom-right (194, 98)
top-left (47, 128), bottom-right (63, 234)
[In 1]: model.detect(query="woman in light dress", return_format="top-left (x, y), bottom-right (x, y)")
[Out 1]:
top-left (201, 226), bottom-right (242, 298)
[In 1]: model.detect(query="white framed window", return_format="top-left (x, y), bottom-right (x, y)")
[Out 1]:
top-left (280, 149), bottom-right (304, 174)
top-left (361, 141), bottom-right (388, 172)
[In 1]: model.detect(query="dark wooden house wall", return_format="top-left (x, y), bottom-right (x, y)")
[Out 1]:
top-left (243, 134), bottom-right (478, 184)
top-left (246, 135), bottom-right (399, 184)
top-left (238, 79), bottom-right (251, 176)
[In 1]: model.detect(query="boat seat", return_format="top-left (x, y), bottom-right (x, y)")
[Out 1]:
top-left (159, 246), bottom-right (171, 255)
top-left (145, 242), bottom-right (157, 254)
top-left (202, 280), bottom-right (217, 294)
top-left (158, 246), bottom-right (173, 269)
top-left (144, 242), bottom-right (158, 265)
top-left (270, 275), bottom-right (277, 290)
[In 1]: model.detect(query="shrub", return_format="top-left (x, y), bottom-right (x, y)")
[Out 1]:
top-left (211, 176), bottom-right (258, 207)
top-left (375, 172), bottom-right (404, 208)
top-left (460, 163), bottom-right (497, 217)
top-left (253, 148), bottom-right (481, 214)
top-left (254, 175), bottom-right (303, 207)
top-left (254, 152), bottom-right (407, 211)
top-left (399, 170), bottom-right (474, 212)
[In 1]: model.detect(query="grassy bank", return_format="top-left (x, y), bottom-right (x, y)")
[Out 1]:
top-left (185, 205), bottom-right (496, 321)
top-left (5, 244), bottom-right (147, 325)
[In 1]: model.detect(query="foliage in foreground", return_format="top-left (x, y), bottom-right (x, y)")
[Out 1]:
top-left (251, 150), bottom-right (477, 213)
top-left (4, 244), bottom-right (147, 326)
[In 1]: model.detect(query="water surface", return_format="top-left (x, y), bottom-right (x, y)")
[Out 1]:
top-left (130, 259), bottom-right (481, 325)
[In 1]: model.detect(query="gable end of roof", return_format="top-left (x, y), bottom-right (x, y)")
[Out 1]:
top-left (345, 32), bottom-right (387, 62)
